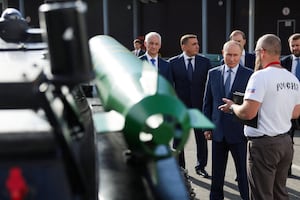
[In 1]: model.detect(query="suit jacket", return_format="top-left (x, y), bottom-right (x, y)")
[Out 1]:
top-left (168, 53), bottom-right (212, 110)
top-left (139, 54), bottom-right (173, 83)
top-left (244, 52), bottom-right (256, 69)
top-left (132, 49), bottom-right (145, 57)
top-left (281, 54), bottom-right (293, 71)
top-left (281, 54), bottom-right (300, 130)
top-left (203, 64), bottom-right (253, 143)
top-left (221, 52), bottom-right (256, 70)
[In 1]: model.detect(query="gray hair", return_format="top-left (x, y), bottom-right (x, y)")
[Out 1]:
top-left (144, 32), bottom-right (161, 43)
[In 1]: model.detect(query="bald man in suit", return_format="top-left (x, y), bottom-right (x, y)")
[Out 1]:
top-left (203, 40), bottom-right (252, 200)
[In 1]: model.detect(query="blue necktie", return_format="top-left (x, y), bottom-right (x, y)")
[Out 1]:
top-left (224, 69), bottom-right (232, 97)
top-left (187, 58), bottom-right (193, 82)
top-left (150, 58), bottom-right (156, 66)
top-left (296, 58), bottom-right (300, 81)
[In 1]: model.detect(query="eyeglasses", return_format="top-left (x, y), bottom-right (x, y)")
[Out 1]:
top-left (254, 48), bottom-right (266, 55)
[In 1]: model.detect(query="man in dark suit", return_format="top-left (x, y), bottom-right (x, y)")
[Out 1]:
top-left (132, 38), bottom-right (145, 57)
top-left (221, 30), bottom-right (256, 70)
top-left (139, 32), bottom-right (172, 83)
top-left (203, 40), bottom-right (252, 200)
top-left (169, 34), bottom-right (211, 177)
top-left (281, 32), bottom-right (300, 176)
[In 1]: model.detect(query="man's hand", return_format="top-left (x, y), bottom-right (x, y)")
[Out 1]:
top-left (204, 131), bottom-right (212, 140)
top-left (218, 98), bottom-right (234, 113)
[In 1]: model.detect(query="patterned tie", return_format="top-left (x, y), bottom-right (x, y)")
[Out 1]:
top-left (150, 58), bottom-right (156, 66)
top-left (187, 58), bottom-right (193, 82)
top-left (296, 58), bottom-right (300, 81)
top-left (224, 69), bottom-right (232, 97)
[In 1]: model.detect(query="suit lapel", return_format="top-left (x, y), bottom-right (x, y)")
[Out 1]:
top-left (194, 56), bottom-right (200, 74)
top-left (288, 55), bottom-right (293, 71)
top-left (179, 55), bottom-right (188, 73)
top-left (219, 66), bottom-right (226, 97)
top-left (157, 57), bottom-right (162, 72)
top-left (231, 65), bottom-right (243, 94)
top-left (140, 55), bottom-right (147, 61)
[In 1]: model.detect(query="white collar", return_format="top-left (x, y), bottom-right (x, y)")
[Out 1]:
top-left (146, 52), bottom-right (158, 61)
top-left (242, 49), bottom-right (246, 56)
top-left (183, 53), bottom-right (195, 60)
top-left (292, 55), bottom-right (300, 60)
top-left (224, 64), bottom-right (239, 73)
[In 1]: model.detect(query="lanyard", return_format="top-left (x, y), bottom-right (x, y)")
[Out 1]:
top-left (263, 61), bottom-right (281, 68)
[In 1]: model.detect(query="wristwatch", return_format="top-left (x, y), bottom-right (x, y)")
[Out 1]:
top-left (229, 104), bottom-right (234, 114)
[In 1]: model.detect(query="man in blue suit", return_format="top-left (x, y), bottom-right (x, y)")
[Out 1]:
top-left (281, 33), bottom-right (300, 176)
top-left (203, 40), bottom-right (252, 200)
top-left (139, 32), bottom-right (172, 83)
top-left (169, 34), bottom-right (212, 177)
top-left (280, 33), bottom-right (300, 72)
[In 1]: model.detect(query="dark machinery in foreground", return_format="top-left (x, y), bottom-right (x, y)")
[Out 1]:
top-left (0, 1), bottom-right (214, 200)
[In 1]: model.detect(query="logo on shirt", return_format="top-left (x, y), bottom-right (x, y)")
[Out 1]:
top-left (277, 82), bottom-right (299, 91)
top-left (246, 88), bottom-right (256, 93)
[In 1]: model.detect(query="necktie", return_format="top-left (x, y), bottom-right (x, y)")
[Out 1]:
top-left (150, 58), bottom-right (156, 66)
top-left (296, 58), bottom-right (300, 81)
top-left (187, 58), bottom-right (193, 82)
top-left (224, 69), bottom-right (232, 97)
